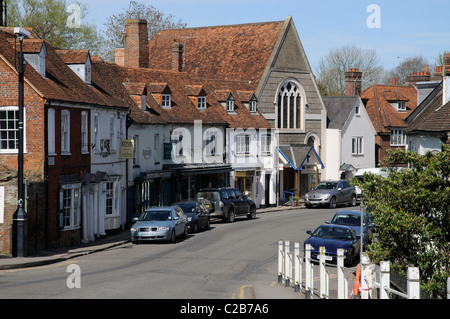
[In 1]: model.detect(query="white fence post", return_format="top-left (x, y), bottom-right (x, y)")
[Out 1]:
top-left (448, 277), bottom-right (450, 299)
top-left (284, 240), bottom-right (290, 287)
top-left (337, 249), bottom-right (346, 299)
top-left (361, 254), bottom-right (370, 299)
top-left (407, 267), bottom-right (420, 299)
top-left (379, 261), bottom-right (390, 299)
top-left (278, 240), bottom-right (283, 284)
top-left (319, 246), bottom-right (327, 298)
top-left (305, 243), bottom-right (313, 299)
top-left (294, 242), bottom-right (301, 292)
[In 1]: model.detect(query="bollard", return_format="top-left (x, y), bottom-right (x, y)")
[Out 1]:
top-left (360, 254), bottom-right (370, 299)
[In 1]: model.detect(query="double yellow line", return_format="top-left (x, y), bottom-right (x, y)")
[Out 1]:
top-left (231, 285), bottom-right (255, 299)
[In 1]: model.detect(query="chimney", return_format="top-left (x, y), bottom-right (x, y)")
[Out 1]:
top-left (124, 19), bottom-right (149, 68)
top-left (443, 54), bottom-right (450, 105)
top-left (344, 68), bottom-right (362, 96)
top-left (392, 77), bottom-right (396, 86)
top-left (115, 48), bottom-right (125, 66)
top-left (407, 65), bottom-right (431, 85)
top-left (171, 40), bottom-right (183, 72)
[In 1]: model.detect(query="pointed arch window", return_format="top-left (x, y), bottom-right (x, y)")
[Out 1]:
top-left (276, 81), bottom-right (303, 129)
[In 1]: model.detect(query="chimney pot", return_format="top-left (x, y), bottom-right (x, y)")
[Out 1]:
top-left (392, 77), bottom-right (396, 86)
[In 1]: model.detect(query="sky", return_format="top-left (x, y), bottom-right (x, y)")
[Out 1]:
top-left (75, 0), bottom-right (450, 72)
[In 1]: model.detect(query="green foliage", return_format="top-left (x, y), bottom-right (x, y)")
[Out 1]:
top-left (353, 147), bottom-right (450, 298)
top-left (8, 0), bottom-right (105, 55)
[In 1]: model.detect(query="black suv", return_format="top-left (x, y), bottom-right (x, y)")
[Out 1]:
top-left (196, 187), bottom-right (256, 222)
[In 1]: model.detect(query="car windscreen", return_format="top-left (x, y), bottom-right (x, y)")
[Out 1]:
top-left (331, 214), bottom-right (361, 226)
top-left (176, 203), bottom-right (196, 213)
top-left (314, 182), bottom-right (337, 190)
top-left (312, 226), bottom-right (353, 240)
top-left (140, 211), bottom-right (171, 221)
top-left (197, 191), bottom-right (218, 201)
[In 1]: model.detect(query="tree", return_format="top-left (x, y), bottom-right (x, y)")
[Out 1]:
top-left (383, 55), bottom-right (429, 85)
top-left (354, 145), bottom-right (450, 298)
top-left (7, 0), bottom-right (105, 55)
top-left (102, 1), bottom-right (187, 62)
top-left (316, 44), bottom-right (384, 96)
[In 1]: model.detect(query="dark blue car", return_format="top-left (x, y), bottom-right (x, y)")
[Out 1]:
top-left (325, 210), bottom-right (371, 247)
top-left (172, 201), bottom-right (210, 233)
top-left (304, 224), bottom-right (361, 266)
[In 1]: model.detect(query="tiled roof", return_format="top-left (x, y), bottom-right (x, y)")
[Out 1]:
top-left (56, 49), bottom-right (90, 64)
top-left (0, 30), bottom-right (124, 109)
top-left (147, 20), bottom-right (284, 84)
top-left (407, 83), bottom-right (450, 133)
top-left (361, 84), bottom-right (418, 133)
top-left (323, 96), bottom-right (359, 130)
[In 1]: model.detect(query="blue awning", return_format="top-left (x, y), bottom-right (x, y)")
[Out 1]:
top-left (278, 145), bottom-right (325, 171)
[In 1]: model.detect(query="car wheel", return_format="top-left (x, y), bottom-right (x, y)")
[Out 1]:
top-left (193, 221), bottom-right (199, 233)
top-left (329, 197), bottom-right (337, 209)
top-left (204, 218), bottom-right (211, 230)
top-left (170, 230), bottom-right (176, 243)
top-left (184, 225), bottom-right (188, 238)
top-left (247, 206), bottom-right (256, 219)
top-left (227, 208), bottom-right (235, 223)
top-left (350, 194), bottom-right (357, 206)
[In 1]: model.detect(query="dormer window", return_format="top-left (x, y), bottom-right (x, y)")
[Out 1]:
top-left (397, 101), bottom-right (406, 111)
top-left (197, 96), bottom-right (206, 110)
top-left (226, 98), bottom-right (235, 112)
top-left (162, 94), bottom-right (171, 108)
top-left (23, 41), bottom-right (46, 77)
top-left (141, 94), bottom-right (147, 110)
top-left (249, 99), bottom-right (257, 113)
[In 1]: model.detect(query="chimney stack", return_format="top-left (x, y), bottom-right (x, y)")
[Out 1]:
top-left (443, 54), bottom-right (450, 105)
top-left (407, 65), bottom-right (431, 85)
top-left (344, 68), bottom-right (362, 96)
top-left (171, 40), bottom-right (183, 72)
top-left (124, 19), bottom-right (149, 68)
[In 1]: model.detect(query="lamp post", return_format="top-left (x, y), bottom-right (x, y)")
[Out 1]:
top-left (12, 27), bottom-right (30, 257)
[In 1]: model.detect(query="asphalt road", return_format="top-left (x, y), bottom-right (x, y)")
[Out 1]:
top-left (0, 206), bottom-right (360, 299)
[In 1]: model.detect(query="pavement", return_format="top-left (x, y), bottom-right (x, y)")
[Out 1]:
top-left (0, 204), bottom-right (303, 270)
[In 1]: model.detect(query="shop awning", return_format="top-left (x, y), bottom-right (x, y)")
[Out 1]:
top-left (164, 164), bottom-right (233, 176)
top-left (278, 145), bottom-right (325, 171)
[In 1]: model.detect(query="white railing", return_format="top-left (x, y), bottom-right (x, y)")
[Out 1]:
top-left (277, 240), bottom-right (448, 299)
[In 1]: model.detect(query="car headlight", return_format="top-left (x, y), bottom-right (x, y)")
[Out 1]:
top-left (187, 217), bottom-right (192, 222)
top-left (158, 227), bottom-right (170, 231)
top-left (305, 193), bottom-right (309, 199)
top-left (323, 193), bottom-right (331, 199)
top-left (131, 227), bottom-right (139, 232)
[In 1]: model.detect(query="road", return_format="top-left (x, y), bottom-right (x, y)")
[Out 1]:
top-left (0, 206), bottom-right (360, 299)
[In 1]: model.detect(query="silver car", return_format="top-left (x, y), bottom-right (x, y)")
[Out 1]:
top-left (131, 206), bottom-right (188, 243)
top-left (304, 180), bottom-right (357, 208)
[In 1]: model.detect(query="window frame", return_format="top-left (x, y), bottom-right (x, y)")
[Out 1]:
top-left (81, 111), bottom-right (89, 154)
top-left (390, 129), bottom-right (407, 146)
top-left (0, 106), bottom-right (27, 154)
top-left (236, 134), bottom-right (250, 155)
top-left (60, 185), bottom-right (81, 230)
top-left (61, 110), bottom-right (70, 154)
top-left (161, 94), bottom-right (171, 108)
top-left (197, 96), bottom-right (206, 110)
top-left (351, 136), bottom-right (363, 155)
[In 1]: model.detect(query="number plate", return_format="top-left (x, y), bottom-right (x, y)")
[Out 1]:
top-left (315, 255), bottom-right (333, 261)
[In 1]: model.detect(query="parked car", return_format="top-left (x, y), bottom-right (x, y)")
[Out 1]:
top-left (325, 210), bottom-right (371, 246)
top-left (196, 187), bottom-right (256, 222)
top-left (304, 180), bottom-right (357, 208)
top-left (172, 201), bottom-right (210, 233)
top-left (130, 206), bottom-right (188, 243)
top-left (304, 224), bottom-right (361, 266)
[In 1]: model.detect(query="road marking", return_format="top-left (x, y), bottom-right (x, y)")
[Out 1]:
top-left (0, 260), bottom-right (79, 273)
top-left (231, 285), bottom-right (255, 299)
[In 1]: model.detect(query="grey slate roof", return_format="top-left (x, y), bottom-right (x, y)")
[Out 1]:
top-left (322, 96), bottom-right (359, 129)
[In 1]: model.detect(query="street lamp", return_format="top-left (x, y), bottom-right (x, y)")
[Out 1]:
top-left (12, 27), bottom-right (30, 257)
